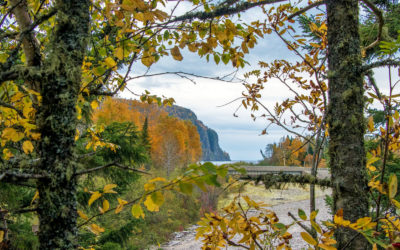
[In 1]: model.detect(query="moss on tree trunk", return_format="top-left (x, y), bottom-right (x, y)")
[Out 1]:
top-left (36, 1), bottom-right (90, 249)
top-left (326, 0), bottom-right (369, 248)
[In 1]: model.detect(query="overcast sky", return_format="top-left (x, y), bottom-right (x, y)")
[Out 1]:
top-left (120, 3), bottom-right (399, 161)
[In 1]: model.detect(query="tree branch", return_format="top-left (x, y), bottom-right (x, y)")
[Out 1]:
top-left (9, 0), bottom-right (41, 69)
top-left (361, 0), bottom-right (384, 51)
top-left (170, 0), bottom-right (286, 23)
top-left (288, 212), bottom-right (314, 235)
top-left (287, 0), bottom-right (326, 20)
top-left (361, 59), bottom-right (400, 72)
top-left (241, 172), bottom-right (332, 188)
top-left (74, 162), bottom-right (150, 177)
top-left (0, 171), bottom-right (47, 182)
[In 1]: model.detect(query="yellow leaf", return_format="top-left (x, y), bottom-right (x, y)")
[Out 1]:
top-left (89, 223), bottom-right (105, 235)
top-left (141, 56), bottom-right (155, 67)
top-left (149, 177), bottom-right (167, 183)
top-left (31, 190), bottom-right (39, 205)
top-left (103, 200), bottom-right (110, 212)
top-left (115, 204), bottom-right (124, 214)
top-left (300, 232), bottom-right (317, 246)
top-left (0, 230), bottom-right (3, 243)
top-left (131, 204), bottom-right (145, 219)
top-left (22, 140), bottom-right (34, 154)
top-left (144, 183), bottom-right (155, 191)
top-left (3, 148), bottom-right (13, 160)
top-left (78, 210), bottom-right (89, 220)
top-left (104, 57), bottom-right (117, 68)
top-left (30, 133), bottom-right (41, 140)
top-left (368, 116), bottom-right (374, 132)
top-left (392, 199), bottom-right (400, 208)
top-left (115, 47), bottom-right (124, 60)
top-left (118, 198), bottom-right (128, 205)
top-left (88, 191), bottom-right (102, 206)
top-left (90, 100), bottom-right (98, 110)
top-left (310, 43), bottom-right (320, 48)
top-left (171, 46), bottom-right (183, 61)
top-left (389, 174), bottom-right (398, 199)
top-left (144, 195), bottom-right (159, 212)
top-left (395, 110), bottom-right (399, 120)
top-left (318, 243), bottom-right (336, 250)
top-left (2, 127), bottom-right (24, 142)
top-left (103, 184), bottom-right (117, 194)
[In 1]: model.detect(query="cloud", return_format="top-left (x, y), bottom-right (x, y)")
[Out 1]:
top-left (119, 4), bottom-right (396, 161)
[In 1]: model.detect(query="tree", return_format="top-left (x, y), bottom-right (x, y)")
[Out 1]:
top-left (234, 0), bottom-right (398, 248)
top-left (1, 0), bottom-right (399, 248)
top-left (0, 0), bottom-right (274, 248)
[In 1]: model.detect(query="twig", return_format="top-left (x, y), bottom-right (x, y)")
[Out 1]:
top-left (361, 59), bottom-right (400, 73)
top-left (287, 1), bottom-right (327, 20)
top-left (361, 0), bottom-right (384, 51)
top-left (74, 162), bottom-right (151, 177)
top-left (288, 212), bottom-right (313, 235)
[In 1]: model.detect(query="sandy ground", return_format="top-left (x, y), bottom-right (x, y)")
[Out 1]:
top-left (154, 186), bottom-right (332, 250)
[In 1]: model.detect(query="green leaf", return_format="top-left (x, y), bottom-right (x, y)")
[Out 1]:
top-left (204, 175), bottom-right (220, 187)
top-left (222, 54), bottom-right (230, 64)
top-left (389, 174), bottom-right (398, 199)
top-left (179, 182), bottom-right (193, 194)
top-left (213, 54), bottom-right (220, 65)
top-left (163, 30), bottom-right (170, 40)
top-left (151, 191), bottom-right (164, 206)
top-left (216, 166), bottom-right (228, 177)
top-left (298, 209), bottom-right (307, 220)
top-left (131, 204), bottom-right (144, 219)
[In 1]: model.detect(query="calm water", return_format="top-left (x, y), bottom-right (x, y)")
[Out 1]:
top-left (200, 160), bottom-right (260, 165)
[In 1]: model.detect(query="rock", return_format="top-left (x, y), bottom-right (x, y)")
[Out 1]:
top-left (164, 105), bottom-right (230, 161)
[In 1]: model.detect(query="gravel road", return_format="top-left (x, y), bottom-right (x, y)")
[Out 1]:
top-left (157, 195), bottom-right (331, 250)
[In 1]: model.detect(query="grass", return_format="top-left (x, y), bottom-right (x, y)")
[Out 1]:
top-left (218, 182), bottom-right (331, 209)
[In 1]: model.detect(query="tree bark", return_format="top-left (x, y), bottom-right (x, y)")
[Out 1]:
top-left (36, 1), bottom-right (90, 249)
top-left (326, 0), bottom-right (369, 248)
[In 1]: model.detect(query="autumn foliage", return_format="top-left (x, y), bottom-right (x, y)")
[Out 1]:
top-left (93, 98), bottom-right (202, 174)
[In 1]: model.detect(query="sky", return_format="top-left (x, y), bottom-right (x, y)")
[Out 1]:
top-left (120, 2), bottom-right (399, 161)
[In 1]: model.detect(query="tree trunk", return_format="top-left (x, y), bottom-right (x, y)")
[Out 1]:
top-left (326, 0), bottom-right (369, 248)
top-left (36, 1), bottom-right (90, 249)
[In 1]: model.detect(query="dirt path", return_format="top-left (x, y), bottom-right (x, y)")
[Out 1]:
top-left (158, 195), bottom-right (331, 250)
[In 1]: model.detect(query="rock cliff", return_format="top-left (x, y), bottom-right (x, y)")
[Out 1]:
top-left (164, 105), bottom-right (230, 161)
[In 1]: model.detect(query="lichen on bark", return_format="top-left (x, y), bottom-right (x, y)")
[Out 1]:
top-left (35, 1), bottom-right (90, 249)
top-left (326, 0), bottom-right (369, 248)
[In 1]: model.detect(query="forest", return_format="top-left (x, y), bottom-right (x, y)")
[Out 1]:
top-left (0, 0), bottom-right (400, 249)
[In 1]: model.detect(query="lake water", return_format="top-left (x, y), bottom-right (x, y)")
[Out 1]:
top-left (200, 160), bottom-right (260, 165)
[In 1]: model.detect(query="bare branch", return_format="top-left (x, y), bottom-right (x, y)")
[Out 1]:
top-left (74, 162), bottom-right (150, 177)
top-left (9, 0), bottom-right (42, 75)
top-left (0, 0), bottom-right (23, 28)
top-left (12, 207), bottom-right (37, 214)
top-left (0, 171), bottom-right (47, 182)
top-left (361, 59), bottom-right (400, 72)
top-left (288, 212), bottom-right (313, 235)
top-left (256, 99), bottom-right (314, 142)
top-left (170, 0), bottom-right (286, 23)
top-left (128, 71), bottom-right (239, 83)
top-left (361, 0), bottom-right (384, 51)
top-left (287, 0), bottom-right (326, 20)
top-left (365, 70), bottom-right (383, 100)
